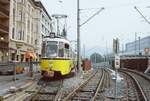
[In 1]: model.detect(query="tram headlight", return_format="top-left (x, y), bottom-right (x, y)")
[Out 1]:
top-left (48, 61), bottom-right (53, 69)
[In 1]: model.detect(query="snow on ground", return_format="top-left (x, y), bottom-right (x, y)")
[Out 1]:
top-left (107, 68), bottom-right (124, 82)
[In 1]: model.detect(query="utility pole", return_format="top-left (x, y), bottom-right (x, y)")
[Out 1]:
top-left (113, 38), bottom-right (120, 101)
top-left (83, 44), bottom-right (85, 59)
top-left (76, 1), bottom-right (104, 71)
top-left (122, 44), bottom-right (124, 55)
top-left (77, 0), bottom-right (80, 71)
top-left (138, 36), bottom-right (141, 55)
top-left (57, 18), bottom-right (60, 36)
top-left (135, 33), bottom-right (137, 55)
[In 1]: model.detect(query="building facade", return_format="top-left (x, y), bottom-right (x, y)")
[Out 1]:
top-left (8, 0), bottom-right (53, 62)
top-left (125, 36), bottom-right (150, 55)
top-left (9, 0), bottom-right (37, 62)
top-left (34, 1), bottom-right (53, 60)
top-left (0, 0), bottom-right (10, 62)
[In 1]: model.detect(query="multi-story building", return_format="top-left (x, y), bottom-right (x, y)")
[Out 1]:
top-left (125, 36), bottom-right (150, 55)
top-left (9, 0), bottom-right (37, 62)
top-left (9, 0), bottom-right (53, 62)
top-left (34, 1), bottom-right (53, 60)
top-left (0, 0), bottom-right (10, 62)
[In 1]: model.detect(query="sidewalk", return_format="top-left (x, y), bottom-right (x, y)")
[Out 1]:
top-left (0, 72), bottom-right (40, 99)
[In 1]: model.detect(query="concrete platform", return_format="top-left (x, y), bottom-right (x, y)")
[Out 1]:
top-left (0, 73), bottom-right (40, 101)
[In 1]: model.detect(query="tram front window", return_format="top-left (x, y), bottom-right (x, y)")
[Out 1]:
top-left (58, 42), bottom-right (64, 57)
top-left (46, 42), bottom-right (58, 58)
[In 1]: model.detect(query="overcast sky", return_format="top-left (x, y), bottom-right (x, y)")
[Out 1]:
top-left (41, 0), bottom-right (150, 56)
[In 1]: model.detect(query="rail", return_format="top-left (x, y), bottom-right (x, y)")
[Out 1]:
top-left (120, 69), bottom-right (149, 101)
top-left (62, 70), bottom-right (98, 101)
top-left (62, 69), bottom-right (109, 101)
top-left (28, 79), bottom-right (63, 101)
top-left (92, 71), bottom-right (103, 100)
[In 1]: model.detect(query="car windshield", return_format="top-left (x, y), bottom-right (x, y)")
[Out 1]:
top-left (45, 41), bottom-right (58, 58)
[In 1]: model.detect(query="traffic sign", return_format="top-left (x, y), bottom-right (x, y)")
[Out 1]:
top-left (115, 55), bottom-right (120, 69)
top-left (144, 48), bottom-right (149, 55)
top-left (113, 38), bottom-right (119, 54)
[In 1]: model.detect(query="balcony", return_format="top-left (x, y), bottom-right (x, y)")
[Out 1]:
top-left (0, 24), bottom-right (9, 33)
top-left (0, 41), bottom-right (9, 49)
top-left (0, 0), bottom-right (10, 4)
top-left (0, 6), bottom-right (9, 18)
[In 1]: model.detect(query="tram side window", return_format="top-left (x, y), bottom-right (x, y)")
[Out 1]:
top-left (58, 42), bottom-right (64, 57)
top-left (70, 49), bottom-right (73, 59)
top-left (65, 44), bottom-right (70, 58)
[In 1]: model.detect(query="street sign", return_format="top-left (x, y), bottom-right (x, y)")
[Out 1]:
top-left (144, 48), bottom-right (149, 55)
top-left (113, 38), bottom-right (119, 54)
top-left (115, 55), bottom-right (120, 69)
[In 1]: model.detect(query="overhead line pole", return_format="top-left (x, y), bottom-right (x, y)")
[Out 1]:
top-left (77, 0), bottom-right (80, 71)
top-left (76, 1), bottom-right (104, 71)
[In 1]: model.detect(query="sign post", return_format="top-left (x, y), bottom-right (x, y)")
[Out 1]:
top-left (114, 55), bottom-right (120, 101)
top-left (115, 55), bottom-right (120, 69)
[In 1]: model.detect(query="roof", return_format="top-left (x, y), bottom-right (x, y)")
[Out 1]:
top-left (44, 37), bottom-right (70, 44)
top-left (33, 0), bottom-right (52, 20)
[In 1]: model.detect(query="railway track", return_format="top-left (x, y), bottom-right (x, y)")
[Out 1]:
top-left (62, 68), bottom-right (110, 101)
top-left (25, 79), bottom-right (63, 101)
top-left (120, 69), bottom-right (150, 101)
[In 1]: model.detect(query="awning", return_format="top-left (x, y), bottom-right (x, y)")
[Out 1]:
top-left (25, 51), bottom-right (37, 60)
top-left (31, 52), bottom-right (37, 60)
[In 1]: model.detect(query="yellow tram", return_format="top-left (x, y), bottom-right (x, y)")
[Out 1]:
top-left (40, 36), bottom-right (76, 78)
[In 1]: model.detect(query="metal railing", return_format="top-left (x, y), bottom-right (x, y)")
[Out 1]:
top-left (0, 61), bottom-right (40, 81)
top-left (0, 5), bottom-right (9, 16)
top-left (0, 23), bottom-right (9, 32)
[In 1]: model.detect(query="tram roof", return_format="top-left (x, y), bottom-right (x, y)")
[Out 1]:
top-left (44, 37), bottom-right (70, 44)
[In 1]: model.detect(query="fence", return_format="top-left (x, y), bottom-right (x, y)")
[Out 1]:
top-left (92, 62), bottom-right (111, 68)
top-left (0, 61), bottom-right (40, 82)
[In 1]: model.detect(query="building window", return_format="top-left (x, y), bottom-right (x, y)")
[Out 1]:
top-left (18, 10), bottom-right (22, 21)
top-left (11, 53), bottom-right (15, 61)
top-left (31, 37), bottom-right (33, 44)
top-left (18, 0), bottom-right (23, 3)
top-left (16, 55), bottom-right (19, 61)
top-left (28, 19), bottom-right (30, 32)
top-left (45, 20), bottom-right (47, 25)
top-left (13, 8), bottom-right (15, 25)
top-left (36, 24), bottom-right (38, 32)
top-left (31, 23), bottom-right (33, 32)
top-left (42, 25), bottom-right (44, 33)
top-left (22, 30), bottom-right (24, 40)
top-left (21, 54), bottom-right (24, 62)
top-left (18, 30), bottom-right (22, 40)
top-left (42, 15), bottom-right (44, 22)
top-left (35, 39), bottom-right (37, 45)
top-left (28, 4), bottom-right (30, 12)
top-left (27, 35), bottom-right (30, 43)
top-left (12, 28), bottom-right (15, 39)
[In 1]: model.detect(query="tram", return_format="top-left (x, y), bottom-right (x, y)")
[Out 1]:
top-left (40, 35), bottom-right (76, 78)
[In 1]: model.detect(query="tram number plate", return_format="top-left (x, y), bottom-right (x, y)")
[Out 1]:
top-left (49, 71), bottom-right (54, 77)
